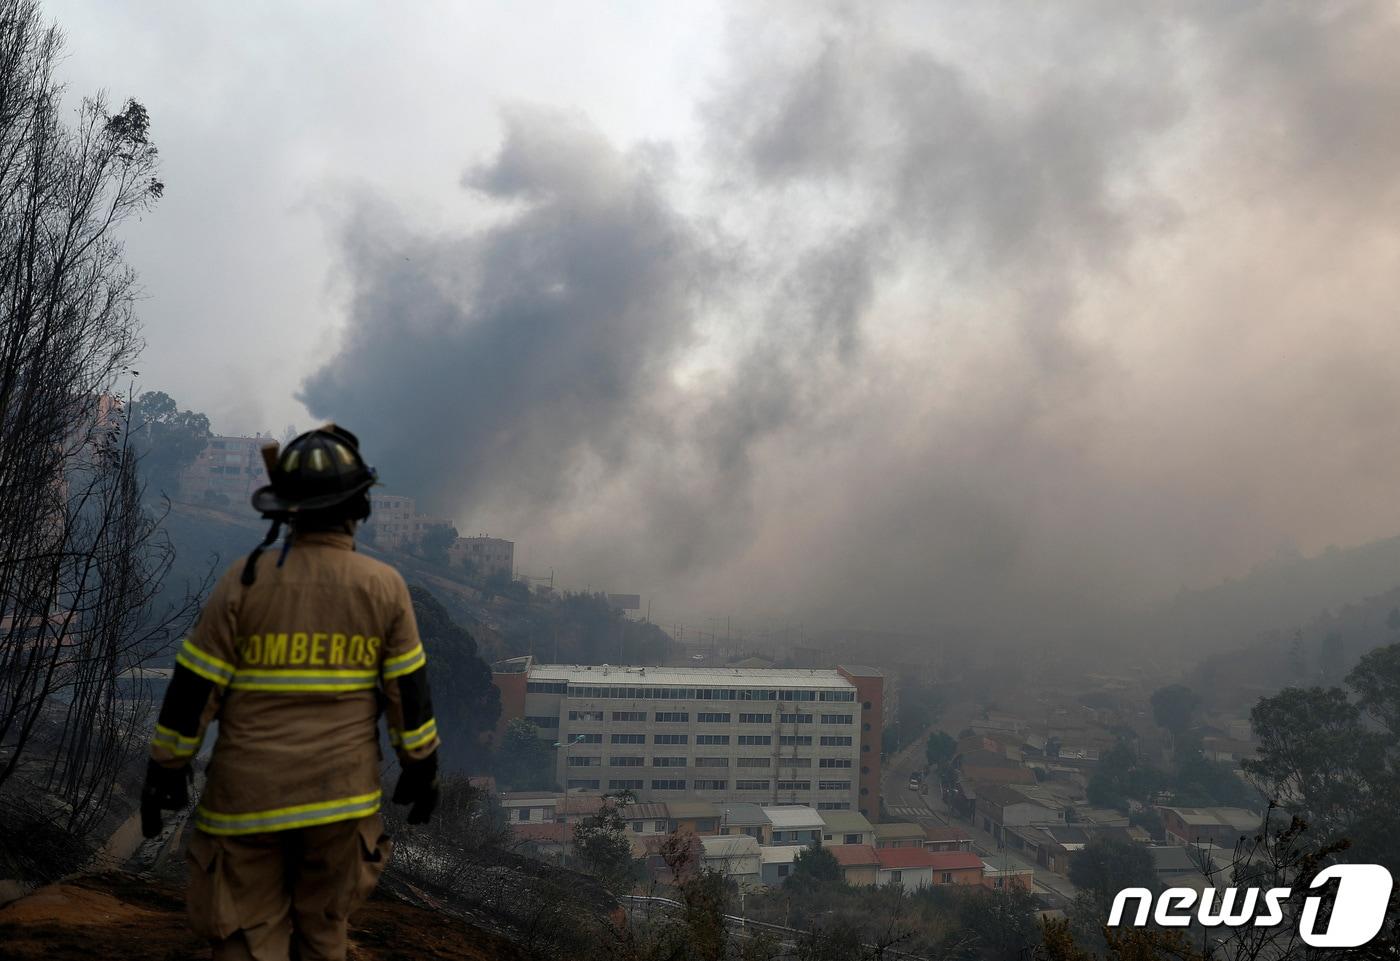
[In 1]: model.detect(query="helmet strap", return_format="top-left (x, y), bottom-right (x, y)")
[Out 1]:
top-left (277, 528), bottom-right (297, 568)
top-left (240, 519), bottom-right (283, 586)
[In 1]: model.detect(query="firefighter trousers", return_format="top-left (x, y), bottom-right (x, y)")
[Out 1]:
top-left (185, 814), bottom-right (392, 961)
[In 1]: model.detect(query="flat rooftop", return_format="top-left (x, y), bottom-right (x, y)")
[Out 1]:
top-left (528, 663), bottom-right (855, 690)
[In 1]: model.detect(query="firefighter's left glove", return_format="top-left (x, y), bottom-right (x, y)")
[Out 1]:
top-left (392, 751), bottom-right (439, 825)
top-left (141, 759), bottom-right (192, 838)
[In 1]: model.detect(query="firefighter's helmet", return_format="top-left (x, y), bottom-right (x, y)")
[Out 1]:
top-left (250, 424), bottom-right (377, 518)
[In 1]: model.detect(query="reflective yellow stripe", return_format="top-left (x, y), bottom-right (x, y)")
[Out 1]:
top-left (176, 639), bottom-right (235, 686)
top-left (228, 668), bottom-right (378, 693)
top-left (381, 643), bottom-right (425, 680)
top-left (151, 723), bottom-right (201, 758)
top-left (194, 790), bottom-right (381, 835)
top-left (390, 718), bottom-right (438, 750)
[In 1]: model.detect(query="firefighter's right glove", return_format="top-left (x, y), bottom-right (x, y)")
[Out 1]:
top-left (141, 759), bottom-right (192, 838)
top-left (392, 751), bottom-right (439, 825)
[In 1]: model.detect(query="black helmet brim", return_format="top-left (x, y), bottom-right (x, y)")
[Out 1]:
top-left (251, 476), bottom-right (377, 517)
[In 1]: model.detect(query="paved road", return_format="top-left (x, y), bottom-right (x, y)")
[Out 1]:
top-left (879, 725), bottom-right (1078, 903)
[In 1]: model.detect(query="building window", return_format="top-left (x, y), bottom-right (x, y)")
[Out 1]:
top-left (566, 779), bottom-right (599, 790)
top-left (697, 712), bottom-right (731, 723)
top-left (863, 722), bottom-right (872, 731)
top-left (861, 766), bottom-right (870, 774)
top-left (654, 820), bottom-right (668, 831)
top-left (817, 802), bottom-right (851, 810)
top-left (526, 681), bottom-right (567, 694)
top-left (654, 712), bottom-right (690, 723)
top-left (569, 710), bottom-right (604, 722)
top-left (610, 779), bottom-right (644, 790)
top-left (693, 779), bottom-right (728, 791)
top-left (819, 758), bottom-right (852, 768)
top-left (844, 833), bottom-right (861, 844)
top-left (779, 735), bottom-right (812, 746)
top-left (738, 713), bottom-right (772, 724)
top-left (890, 870), bottom-right (902, 883)
top-left (696, 734), bottom-right (729, 745)
top-left (518, 809), bottom-right (531, 822)
top-left (737, 757), bottom-right (770, 768)
top-left (738, 735), bottom-right (771, 746)
top-left (783, 757), bottom-right (812, 767)
top-left (993, 878), bottom-right (1004, 889)
top-left (819, 691), bottom-right (856, 702)
top-left (942, 872), bottom-right (953, 884)
top-left (695, 757), bottom-right (729, 767)
top-left (735, 780), bottom-right (770, 791)
top-left (863, 701), bottom-right (872, 710)
top-left (820, 736), bottom-right (852, 746)
top-left (650, 779), bottom-right (686, 791)
top-left (818, 780), bottom-right (850, 791)
top-left (612, 711), bottom-right (646, 722)
top-left (776, 780), bottom-right (810, 792)
top-left (611, 733), bottom-right (646, 744)
top-left (609, 756), bottom-right (644, 767)
top-left (573, 733), bottom-right (602, 744)
top-left (525, 716), bottom-right (559, 729)
top-left (779, 713), bottom-right (812, 724)
top-left (567, 756), bottom-right (599, 767)
top-left (652, 757), bottom-right (687, 767)
top-left (820, 714), bottom-right (853, 724)
top-left (654, 733), bottom-right (689, 745)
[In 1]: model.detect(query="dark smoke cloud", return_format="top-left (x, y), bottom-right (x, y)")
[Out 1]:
top-left (303, 1), bottom-right (1400, 649)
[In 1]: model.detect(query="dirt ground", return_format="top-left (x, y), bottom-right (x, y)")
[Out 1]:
top-left (0, 872), bottom-right (525, 961)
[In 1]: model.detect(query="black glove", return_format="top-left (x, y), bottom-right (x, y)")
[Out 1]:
top-left (392, 751), bottom-right (439, 825)
top-left (141, 759), bottom-right (192, 838)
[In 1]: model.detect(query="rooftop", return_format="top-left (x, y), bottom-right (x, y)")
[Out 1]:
top-left (827, 843), bottom-right (881, 867)
top-left (528, 663), bottom-right (855, 691)
top-left (1160, 806), bottom-right (1260, 831)
top-left (759, 845), bottom-right (801, 864)
top-left (819, 810), bottom-right (874, 834)
top-left (926, 852), bottom-right (984, 872)
top-left (719, 802), bottom-right (769, 826)
top-left (700, 835), bottom-right (760, 859)
top-left (837, 664), bottom-right (884, 677)
top-left (872, 822), bottom-right (925, 840)
top-left (875, 847), bottom-right (939, 870)
top-left (618, 802), bottom-right (670, 821)
top-left (667, 800), bottom-right (721, 820)
top-left (762, 805), bottom-right (825, 829)
top-left (924, 825), bottom-right (973, 842)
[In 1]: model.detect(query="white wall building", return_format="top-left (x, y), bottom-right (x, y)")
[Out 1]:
top-left (516, 663), bottom-right (865, 811)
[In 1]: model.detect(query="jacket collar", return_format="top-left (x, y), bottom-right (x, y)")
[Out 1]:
top-left (291, 530), bottom-right (356, 551)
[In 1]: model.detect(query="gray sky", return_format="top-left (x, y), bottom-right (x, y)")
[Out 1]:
top-left (46, 1), bottom-right (1400, 642)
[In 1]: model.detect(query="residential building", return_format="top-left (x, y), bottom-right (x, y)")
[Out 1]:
top-left (837, 665), bottom-right (885, 819)
top-left (450, 535), bottom-right (514, 577)
top-left (975, 784), bottom-right (1065, 843)
top-left (819, 810), bottom-right (875, 847)
top-left (927, 851), bottom-right (984, 886)
top-left (875, 847), bottom-right (937, 889)
top-left (493, 658), bottom-right (877, 810)
top-left (872, 822), bottom-right (925, 849)
top-left (828, 844), bottom-right (881, 887)
top-left (719, 802), bottom-right (771, 843)
top-left (763, 805), bottom-right (824, 846)
top-left (178, 434), bottom-right (268, 505)
top-left (923, 825), bottom-right (974, 853)
top-left (760, 845), bottom-right (801, 887)
top-left (669, 800), bottom-right (722, 836)
top-left (364, 491), bottom-right (452, 550)
top-left (620, 801), bottom-right (672, 837)
top-left (1011, 824), bottom-right (1134, 875)
top-left (1158, 806), bottom-right (1260, 846)
top-left (981, 860), bottom-right (1034, 891)
top-left (700, 835), bottom-right (762, 889)
top-left (500, 791), bottom-right (558, 824)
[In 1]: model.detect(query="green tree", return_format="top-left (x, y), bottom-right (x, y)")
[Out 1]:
top-left (925, 730), bottom-right (956, 770)
top-left (409, 584), bottom-right (501, 771)
top-left (416, 522), bottom-right (458, 567)
top-left (127, 390), bottom-right (211, 497)
top-left (1067, 835), bottom-right (1158, 909)
top-left (573, 792), bottom-right (642, 894)
top-left (785, 844), bottom-right (844, 894)
top-left (1149, 684), bottom-right (1199, 742)
top-left (492, 719), bottom-right (556, 790)
top-left (1087, 738), bottom-right (1162, 810)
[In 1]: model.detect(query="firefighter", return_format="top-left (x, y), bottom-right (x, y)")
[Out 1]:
top-left (140, 424), bottom-right (441, 961)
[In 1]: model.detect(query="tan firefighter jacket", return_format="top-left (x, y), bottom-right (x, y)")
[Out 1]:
top-left (148, 531), bottom-right (440, 835)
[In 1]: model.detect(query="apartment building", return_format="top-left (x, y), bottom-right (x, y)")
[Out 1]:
top-left (365, 491), bottom-right (453, 550)
top-left (449, 535), bottom-right (514, 577)
top-left (495, 659), bottom-right (882, 813)
top-left (178, 434), bottom-right (268, 504)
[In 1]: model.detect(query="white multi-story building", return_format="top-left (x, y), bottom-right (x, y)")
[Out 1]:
top-left (507, 662), bottom-right (868, 812)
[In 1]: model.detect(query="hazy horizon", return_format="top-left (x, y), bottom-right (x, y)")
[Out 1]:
top-left (47, 1), bottom-right (1400, 641)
